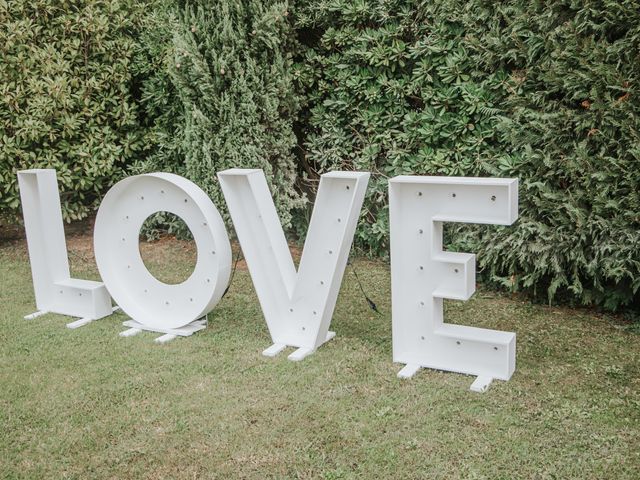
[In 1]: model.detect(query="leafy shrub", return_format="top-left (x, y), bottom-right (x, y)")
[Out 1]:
top-left (295, 0), bottom-right (640, 310)
top-left (0, 0), bottom-right (147, 223)
top-left (133, 0), bottom-right (304, 230)
top-left (3, 0), bottom-right (638, 312)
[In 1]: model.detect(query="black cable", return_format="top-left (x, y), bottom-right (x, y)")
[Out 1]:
top-left (348, 258), bottom-right (381, 315)
top-left (222, 246), bottom-right (378, 316)
top-left (221, 249), bottom-right (242, 299)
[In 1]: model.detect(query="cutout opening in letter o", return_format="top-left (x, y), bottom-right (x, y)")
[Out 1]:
top-left (94, 173), bottom-right (231, 330)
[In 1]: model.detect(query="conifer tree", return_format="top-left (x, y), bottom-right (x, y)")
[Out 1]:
top-left (135, 0), bottom-right (303, 227)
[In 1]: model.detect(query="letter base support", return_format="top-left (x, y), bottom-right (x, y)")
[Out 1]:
top-left (469, 375), bottom-right (493, 393)
top-left (24, 307), bottom-right (120, 329)
top-left (24, 310), bottom-right (49, 320)
top-left (120, 317), bottom-right (208, 343)
top-left (65, 306), bottom-right (120, 329)
top-left (262, 331), bottom-right (336, 362)
top-left (397, 364), bottom-right (421, 379)
top-left (397, 364), bottom-right (495, 393)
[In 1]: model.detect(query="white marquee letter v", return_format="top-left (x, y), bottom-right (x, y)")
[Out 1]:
top-left (218, 169), bottom-right (369, 361)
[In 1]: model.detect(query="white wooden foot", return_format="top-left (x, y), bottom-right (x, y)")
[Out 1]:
top-left (118, 318), bottom-right (206, 343)
top-left (112, 306), bottom-right (121, 313)
top-left (155, 333), bottom-right (178, 344)
top-left (288, 347), bottom-right (315, 362)
top-left (397, 364), bottom-right (421, 379)
top-left (470, 375), bottom-right (493, 393)
top-left (286, 330), bottom-right (336, 362)
top-left (119, 328), bottom-right (142, 337)
top-left (66, 317), bottom-right (94, 329)
top-left (262, 343), bottom-right (287, 357)
top-left (24, 310), bottom-right (48, 320)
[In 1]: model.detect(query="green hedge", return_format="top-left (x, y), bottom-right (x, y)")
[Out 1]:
top-left (0, 0), bottom-right (146, 222)
top-left (2, 0), bottom-right (638, 312)
top-left (295, 0), bottom-right (640, 310)
top-left (133, 0), bottom-right (304, 229)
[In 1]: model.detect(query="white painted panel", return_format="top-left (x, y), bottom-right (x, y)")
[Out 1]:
top-left (218, 169), bottom-right (369, 359)
top-left (389, 176), bottom-right (518, 384)
top-left (94, 173), bottom-right (231, 330)
top-left (17, 169), bottom-right (112, 321)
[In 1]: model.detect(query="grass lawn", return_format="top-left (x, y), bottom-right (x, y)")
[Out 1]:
top-left (1, 230), bottom-right (639, 479)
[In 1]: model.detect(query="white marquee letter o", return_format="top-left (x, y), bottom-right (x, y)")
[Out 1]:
top-left (94, 173), bottom-right (231, 330)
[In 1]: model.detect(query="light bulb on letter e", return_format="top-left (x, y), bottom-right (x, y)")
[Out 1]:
top-left (389, 176), bottom-right (518, 392)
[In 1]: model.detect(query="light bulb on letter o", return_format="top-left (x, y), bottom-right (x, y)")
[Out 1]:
top-left (94, 173), bottom-right (231, 330)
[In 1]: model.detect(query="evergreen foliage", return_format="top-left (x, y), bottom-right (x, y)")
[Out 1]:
top-left (1, 0), bottom-right (638, 311)
top-left (0, 0), bottom-right (146, 223)
top-left (134, 0), bottom-right (304, 229)
top-left (295, 0), bottom-right (640, 310)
